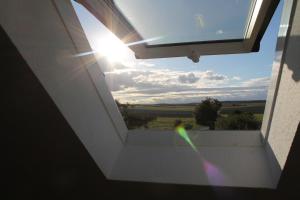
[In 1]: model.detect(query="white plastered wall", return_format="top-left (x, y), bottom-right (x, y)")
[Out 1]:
top-left (0, 0), bottom-right (125, 176)
top-left (263, 0), bottom-right (300, 184)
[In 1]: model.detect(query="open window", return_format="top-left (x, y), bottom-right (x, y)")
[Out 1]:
top-left (76, 0), bottom-right (279, 62)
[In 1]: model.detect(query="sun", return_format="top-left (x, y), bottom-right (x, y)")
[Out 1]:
top-left (92, 34), bottom-right (130, 64)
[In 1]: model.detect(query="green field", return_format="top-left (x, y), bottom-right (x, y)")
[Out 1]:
top-left (123, 100), bottom-right (266, 130)
top-left (130, 101), bottom-right (265, 114)
top-left (147, 117), bottom-right (204, 130)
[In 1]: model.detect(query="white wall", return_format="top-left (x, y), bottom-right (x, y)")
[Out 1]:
top-left (265, 0), bottom-right (300, 183)
top-left (0, 0), bottom-right (124, 176)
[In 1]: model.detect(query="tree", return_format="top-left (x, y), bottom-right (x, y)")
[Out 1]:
top-left (174, 119), bottom-right (183, 128)
top-left (115, 100), bottom-right (156, 129)
top-left (115, 100), bottom-right (122, 108)
top-left (194, 98), bottom-right (222, 130)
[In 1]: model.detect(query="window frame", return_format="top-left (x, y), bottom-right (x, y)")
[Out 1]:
top-left (76, 0), bottom-right (279, 60)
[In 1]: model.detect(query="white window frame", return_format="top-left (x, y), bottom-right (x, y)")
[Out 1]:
top-left (76, 0), bottom-right (279, 61)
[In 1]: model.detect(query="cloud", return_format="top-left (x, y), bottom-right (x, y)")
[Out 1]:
top-left (138, 61), bottom-right (155, 67)
top-left (280, 24), bottom-right (289, 28)
top-left (242, 77), bottom-right (270, 87)
top-left (195, 14), bottom-right (205, 29)
top-left (105, 71), bottom-right (137, 91)
top-left (202, 71), bottom-right (227, 80)
top-left (232, 76), bottom-right (241, 81)
top-left (216, 29), bottom-right (224, 35)
top-left (96, 58), bottom-right (127, 73)
top-left (105, 68), bottom-right (228, 92)
top-left (101, 61), bottom-right (270, 104)
top-left (178, 73), bottom-right (199, 83)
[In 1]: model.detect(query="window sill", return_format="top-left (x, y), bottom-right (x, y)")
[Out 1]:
top-left (126, 130), bottom-right (263, 147)
top-left (110, 130), bottom-right (274, 188)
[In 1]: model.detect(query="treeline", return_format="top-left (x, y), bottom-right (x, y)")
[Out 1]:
top-left (116, 98), bottom-right (261, 130)
top-left (116, 100), bottom-right (156, 129)
top-left (194, 98), bottom-right (260, 130)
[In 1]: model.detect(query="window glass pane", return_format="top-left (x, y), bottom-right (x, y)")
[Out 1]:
top-left (113, 0), bottom-right (256, 45)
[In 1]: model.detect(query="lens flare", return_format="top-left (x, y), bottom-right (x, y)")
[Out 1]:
top-left (175, 125), bottom-right (225, 185)
top-left (126, 36), bottom-right (164, 47)
top-left (72, 36), bottom-right (163, 59)
top-left (203, 159), bottom-right (225, 185)
top-left (175, 125), bottom-right (197, 151)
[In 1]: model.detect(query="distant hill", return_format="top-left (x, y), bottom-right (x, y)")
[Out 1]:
top-left (124, 100), bottom-right (266, 118)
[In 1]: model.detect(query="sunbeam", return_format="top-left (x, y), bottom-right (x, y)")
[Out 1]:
top-left (72, 36), bottom-right (163, 63)
top-left (126, 36), bottom-right (164, 47)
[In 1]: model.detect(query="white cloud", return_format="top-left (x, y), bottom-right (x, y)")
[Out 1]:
top-left (103, 62), bottom-right (270, 104)
top-left (138, 61), bottom-right (155, 67)
top-left (242, 77), bottom-right (270, 87)
top-left (280, 24), bottom-right (289, 28)
top-left (202, 71), bottom-right (227, 80)
top-left (96, 58), bottom-right (127, 73)
top-left (195, 14), bottom-right (205, 29)
top-left (216, 29), bottom-right (224, 35)
top-left (232, 76), bottom-right (241, 81)
top-left (178, 73), bottom-right (199, 83)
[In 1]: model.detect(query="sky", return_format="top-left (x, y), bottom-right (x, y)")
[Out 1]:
top-left (71, 0), bottom-right (283, 104)
top-left (113, 0), bottom-right (253, 44)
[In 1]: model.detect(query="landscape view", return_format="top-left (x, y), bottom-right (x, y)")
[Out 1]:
top-left (116, 99), bottom-right (265, 130)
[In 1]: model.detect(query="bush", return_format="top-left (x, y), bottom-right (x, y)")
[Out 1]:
top-left (125, 114), bottom-right (156, 129)
top-left (174, 119), bottom-right (183, 128)
top-left (216, 112), bottom-right (260, 130)
top-left (184, 123), bottom-right (193, 130)
top-left (115, 100), bottom-right (156, 129)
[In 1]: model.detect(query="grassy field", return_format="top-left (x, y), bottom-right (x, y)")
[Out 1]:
top-left (254, 113), bottom-right (264, 122)
top-left (147, 117), bottom-right (205, 130)
top-left (124, 100), bottom-right (266, 130)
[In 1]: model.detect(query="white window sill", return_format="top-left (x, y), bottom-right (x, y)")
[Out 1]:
top-left (110, 130), bottom-right (274, 188)
top-left (126, 130), bottom-right (263, 147)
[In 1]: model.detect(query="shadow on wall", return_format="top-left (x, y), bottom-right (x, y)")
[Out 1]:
top-left (281, 0), bottom-right (300, 82)
top-left (264, 0), bottom-right (300, 186)
top-left (277, 121), bottom-right (300, 193)
top-left (285, 35), bottom-right (300, 82)
top-left (264, 121), bottom-right (300, 189)
top-left (265, 141), bottom-right (281, 187)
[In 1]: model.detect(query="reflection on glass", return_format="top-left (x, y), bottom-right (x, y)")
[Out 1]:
top-left (113, 0), bottom-right (256, 45)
